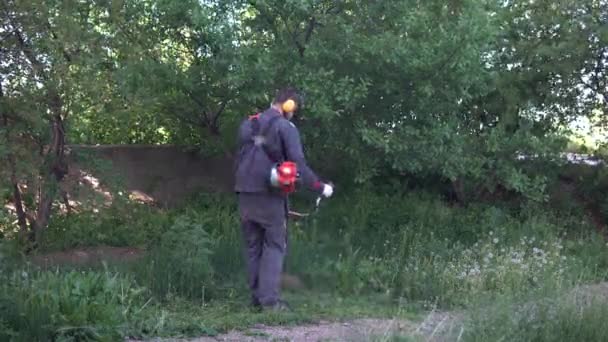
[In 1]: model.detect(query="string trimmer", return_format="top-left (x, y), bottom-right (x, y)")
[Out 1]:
top-left (287, 180), bottom-right (333, 221)
top-left (288, 196), bottom-right (322, 220)
top-left (282, 195), bottom-right (324, 291)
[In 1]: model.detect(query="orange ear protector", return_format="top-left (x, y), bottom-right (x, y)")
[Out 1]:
top-left (282, 99), bottom-right (297, 113)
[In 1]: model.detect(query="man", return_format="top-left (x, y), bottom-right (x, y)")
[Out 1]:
top-left (234, 87), bottom-right (334, 311)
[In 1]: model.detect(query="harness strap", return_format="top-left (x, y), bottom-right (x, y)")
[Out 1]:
top-left (250, 114), bottom-right (283, 163)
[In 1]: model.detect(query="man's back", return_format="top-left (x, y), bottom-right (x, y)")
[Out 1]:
top-left (234, 107), bottom-right (323, 195)
top-left (234, 108), bottom-right (288, 194)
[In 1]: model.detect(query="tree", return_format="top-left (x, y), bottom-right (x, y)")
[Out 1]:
top-left (0, 0), bottom-right (114, 246)
top-left (233, 0), bottom-right (597, 201)
top-left (74, 0), bottom-right (254, 149)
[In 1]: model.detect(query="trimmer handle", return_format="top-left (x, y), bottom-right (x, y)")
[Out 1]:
top-left (288, 196), bottom-right (323, 220)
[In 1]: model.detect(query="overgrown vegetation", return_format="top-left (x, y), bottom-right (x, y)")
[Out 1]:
top-left (2, 189), bottom-right (608, 340)
top-left (1, 0), bottom-right (608, 340)
top-left (458, 288), bottom-right (608, 341)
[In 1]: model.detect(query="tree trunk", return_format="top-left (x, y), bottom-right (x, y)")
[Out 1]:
top-left (9, 160), bottom-right (30, 242)
top-left (31, 113), bottom-right (66, 242)
top-left (12, 25), bottom-right (68, 243)
top-left (0, 82), bottom-right (30, 241)
top-left (61, 190), bottom-right (71, 215)
top-left (451, 177), bottom-right (466, 205)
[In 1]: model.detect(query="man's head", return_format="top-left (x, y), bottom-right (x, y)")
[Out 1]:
top-left (272, 87), bottom-right (303, 120)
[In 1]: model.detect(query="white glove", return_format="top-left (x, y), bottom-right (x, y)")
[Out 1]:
top-left (322, 183), bottom-right (334, 198)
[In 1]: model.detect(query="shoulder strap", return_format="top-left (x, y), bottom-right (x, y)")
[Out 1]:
top-left (260, 115), bottom-right (282, 137)
top-left (251, 114), bottom-right (283, 163)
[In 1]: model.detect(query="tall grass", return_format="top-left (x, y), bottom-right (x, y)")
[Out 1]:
top-left (3, 189), bottom-right (608, 339)
top-left (460, 289), bottom-right (608, 341)
top-left (0, 267), bottom-right (146, 341)
top-left (278, 191), bottom-right (606, 306)
top-left (35, 190), bottom-right (608, 305)
top-left (130, 213), bottom-right (216, 301)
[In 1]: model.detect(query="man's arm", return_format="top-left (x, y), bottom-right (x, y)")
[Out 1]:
top-left (233, 119), bottom-right (250, 173)
top-left (279, 121), bottom-right (325, 193)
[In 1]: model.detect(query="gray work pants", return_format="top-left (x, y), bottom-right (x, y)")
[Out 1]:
top-left (238, 193), bottom-right (288, 306)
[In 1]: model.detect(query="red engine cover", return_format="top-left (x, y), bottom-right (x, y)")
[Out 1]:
top-left (277, 161), bottom-right (298, 193)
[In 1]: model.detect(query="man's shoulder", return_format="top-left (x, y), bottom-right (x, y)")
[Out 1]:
top-left (276, 118), bottom-right (299, 136)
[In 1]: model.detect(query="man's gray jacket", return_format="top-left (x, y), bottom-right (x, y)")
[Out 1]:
top-left (234, 107), bottom-right (323, 195)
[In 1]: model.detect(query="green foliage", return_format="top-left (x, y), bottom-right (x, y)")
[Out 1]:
top-left (2, 0), bottom-right (608, 339)
top-left (558, 165), bottom-right (608, 225)
top-left (462, 292), bottom-right (608, 342)
top-left (0, 238), bottom-right (23, 274)
top-left (29, 188), bottom-right (608, 308)
top-left (3, 0), bottom-right (607, 241)
top-left (2, 189), bottom-right (608, 339)
top-left (21, 0), bottom-right (601, 183)
top-left (362, 119), bottom-right (567, 201)
top-left (134, 213), bottom-right (216, 301)
top-left (295, 191), bottom-right (604, 306)
top-left (40, 201), bottom-right (171, 251)
top-left (0, 269), bottom-right (146, 342)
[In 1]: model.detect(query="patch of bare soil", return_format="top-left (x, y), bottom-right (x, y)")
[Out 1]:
top-left (30, 246), bottom-right (145, 268)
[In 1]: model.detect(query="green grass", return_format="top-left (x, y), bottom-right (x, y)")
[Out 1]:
top-left (3, 189), bottom-right (608, 340)
top-left (0, 263), bottom-right (419, 341)
top-left (127, 291), bottom-right (420, 340)
top-left (459, 289), bottom-right (608, 342)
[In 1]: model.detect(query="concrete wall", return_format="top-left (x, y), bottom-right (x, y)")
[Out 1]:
top-left (67, 145), bottom-right (235, 207)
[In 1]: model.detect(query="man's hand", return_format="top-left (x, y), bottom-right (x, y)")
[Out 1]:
top-left (322, 183), bottom-right (334, 198)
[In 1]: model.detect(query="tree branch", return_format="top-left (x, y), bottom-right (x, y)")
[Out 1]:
top-left (46, 20), bottom-right (73, 63)
top-left (303, 17), bottom-right (316, 45)
top-left (11, 21), bottom-right (48, 82)
top-left (210, 99), bottom-right (229, 135)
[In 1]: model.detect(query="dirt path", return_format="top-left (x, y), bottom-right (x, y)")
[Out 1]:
top-left (131, 282), bottom-right (608, 342)
top-left (30, 246), bottom-right (144, 268)
top-left (127, 311), bottom-right (461, 342)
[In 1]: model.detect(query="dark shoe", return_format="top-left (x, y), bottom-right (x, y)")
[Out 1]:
top-left (250, 297), bottom-right (262, 310)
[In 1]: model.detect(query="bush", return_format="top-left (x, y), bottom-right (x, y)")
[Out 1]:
top-left (40, 201), bottom-right (171, 251)
top-left (290, 191), bottom-right (606, 307)
top-left (133, 213), bottom-right (216, 301)
top-left (0, 269), bottom-right (146, 341)
top-left (0, 239), bottom-right (24, 274)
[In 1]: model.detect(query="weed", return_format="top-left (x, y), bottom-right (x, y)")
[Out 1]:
top-left (4, 190), bottom-right (608, 340)
top-left (0, 267), bottom-right (146, 341)
top-left (461, 289), bottom-right (608, 342)
top-left (131, 213), bottom-right (216, 301)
